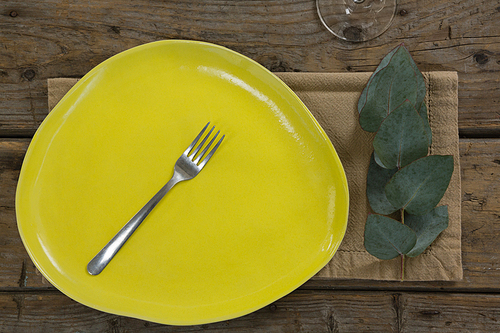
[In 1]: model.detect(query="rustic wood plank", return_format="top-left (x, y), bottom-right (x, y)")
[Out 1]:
top-left (1, 139), bottom-right (499, 291)
top-left (459, 139), bottom-right (500, 285)
top-left (400, 293), bottom-right (500, 332)
top-left (2, 290), bottom-right (500, 332)
top-left (0, 290), bottom-right (395, 332)
top-left (0, 139), bottom-right (35, 288)
top-left (0, 0), bottom-right (499, 135)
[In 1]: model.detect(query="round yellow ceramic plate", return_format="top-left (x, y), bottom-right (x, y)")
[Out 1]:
top-left (16, 40), bottom-right (348, 325)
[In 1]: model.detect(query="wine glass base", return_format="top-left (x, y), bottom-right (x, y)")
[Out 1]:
top-left (317, 0), bottom-right (397, 42)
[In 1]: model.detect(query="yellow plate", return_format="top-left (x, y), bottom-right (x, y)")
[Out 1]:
top-left (16, 40), bottom-right (348, 325)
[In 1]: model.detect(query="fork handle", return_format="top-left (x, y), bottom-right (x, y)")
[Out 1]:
top-left (87, 174), bottom-right (182, 275)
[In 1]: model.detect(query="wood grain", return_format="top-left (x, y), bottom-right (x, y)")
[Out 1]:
top-left (0, 140), bottom-right (32, 288)
top-left (2, 290), bottom-right (500, 332)
top-left (400, 292), bottom-right (500, 332)
top-left (1, 1), bottom-right (499, 329)
top-left (1, 139), bottom-right (499, 291)
top-left (1, 290), bottom-right (393, 332)
top-left (0, 0), bottom-right (499, 136)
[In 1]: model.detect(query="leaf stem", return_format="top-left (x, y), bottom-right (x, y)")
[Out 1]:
top-left (401, 208), bottom-right (405, 281)
top-left (401, 254), bottom-right (405, 282)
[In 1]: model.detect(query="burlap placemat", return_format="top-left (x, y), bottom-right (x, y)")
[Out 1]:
top-left (47, 72), bottom-right (462, 281)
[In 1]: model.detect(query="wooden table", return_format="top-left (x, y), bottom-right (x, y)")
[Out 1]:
top-left (1, 1), bottom-right (499, 331)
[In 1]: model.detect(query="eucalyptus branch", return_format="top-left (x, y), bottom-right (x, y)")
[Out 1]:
top-left (360, 44), bottom-right (452, 281)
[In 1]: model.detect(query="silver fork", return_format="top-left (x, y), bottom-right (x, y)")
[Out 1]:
top-left (87, 122), bottom-right (224, 275)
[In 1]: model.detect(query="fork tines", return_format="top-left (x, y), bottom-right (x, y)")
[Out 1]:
top-left (185, 122), bottom-right (224, 168)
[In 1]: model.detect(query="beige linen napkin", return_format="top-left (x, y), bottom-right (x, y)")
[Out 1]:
top-left (47, 72), bottom-right (462, 281)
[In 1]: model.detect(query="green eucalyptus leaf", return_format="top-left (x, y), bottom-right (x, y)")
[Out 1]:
top-left (358, 45), bottom-right (400, 114)
top-left (374, 150), bottom-right (391, 169)
top-left (407, 53), bottom-right (427, 113)
top-left (367, 153), bottom-right (399, 214)
top-left (400, 49), bottom-right (430, 146)
top-left (373, 100), bottom-right (429, 169)
top-left (385, 155), bottom-right (454, 215)
top-left (418, 102), bottom-right (432, 146)
top-left (364, 214), bottom-right (417, 260)
top-left (406, 206), bottom-right (449, 257)
top-left (359, 46), bottom-right (420, 132)
top-left (358, 65), bottom-right (396, 132)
